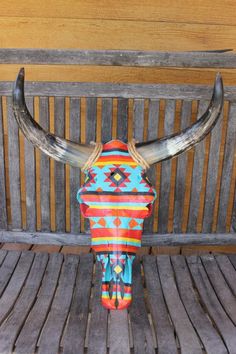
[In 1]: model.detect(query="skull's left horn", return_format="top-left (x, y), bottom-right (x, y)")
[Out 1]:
top-left (12, 68), bottom-right (95, 168)
top-left (135, 73), bottom-right (224, 166)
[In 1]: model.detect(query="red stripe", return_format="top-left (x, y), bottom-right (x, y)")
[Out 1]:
top-left (85, 208), bottom-right (150, 218)
top-left (92, 245), bottom-right (139, 253)
top-left (91, 228), bottom-right (142, 239)
top-left (98, 155), bottom-right (133, 162)
top-left (81, 195), bottom-right (154, 203)
top-left (103, 141), bottom-right (128, 151)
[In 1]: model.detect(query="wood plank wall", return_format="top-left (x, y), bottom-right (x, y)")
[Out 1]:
top-left (0, 1), bottom-right (236, 254)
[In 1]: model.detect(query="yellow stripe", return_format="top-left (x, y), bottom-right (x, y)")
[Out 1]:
top-left (90, 205), bottom-right (148, 210)
top-left (93, 237), bottom-right (140, 243)
top-left (94, 161), bottom-right (138, 166)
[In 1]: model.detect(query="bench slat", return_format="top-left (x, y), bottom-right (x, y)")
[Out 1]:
top-left (0, 250), bottom-right (21, 296)
top-left (70, 97), bottom-right (81, 234)
top-left (24, 97), bottom-right (36, 231)
top-left (62, 254), bottom-right (93, 354)
top-left (217, 102), bottom-right (236, 232)
top-left (143, 255), bottom-right (177, 354)
top-left (174, 100), bottom-right (192, 232)
top-left (159, 100), bottom-right (175, 233)
top-left (39, 97), bottom-right (50, 231)
top-left (171, 255), bottom-right (227, 354)
top-left (0, 252), bottom-right (48, 353)
top-left (0, 97), bottom-right (7, 230)
top-left (0, 249), bottom-right (7, 266)
top-left (87, 262), bottom-right (108, 354)
top-left (101, 98), bottom-right (112, 143)
top-left (38, 254), bottom-right (79, 354)
top-left (187, 255), bottom-right (236, 353)
top-left (117, 98), bottom-right (128, 142)
top-left (0, 251), bottom-right (34, 325)
top-left (109, 310), bottom-right (130, 354)
top-left (215, 255), bottom-right (236, 296)
top-left (188, 101), bottom-right (208, 232)
top-left (7, 97), bottom-right (22, 230)
top-left (130, 258), bottom-right (155, 354)
top-left (15, 253), bottom-right (63, 354)
top-left (157, 255), bottom-right (202, 354)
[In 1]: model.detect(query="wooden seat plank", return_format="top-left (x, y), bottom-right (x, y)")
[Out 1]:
top-left (187, 256), bottom-right (236, 353)
top-left (129, 258), bottom-right (155, 354)
top-left (143, 255), bottom-right (177, 354)
top-left (215, 254), bottom-right (236, 296)
top-left (109, 310), bottom-right (130, 354)
top-left (38, 254), bottom-right (79, 354)
top-left (0, 249), bottom-right (7, 266)
top-left (62, 254), bottom-right (94, 354)
top-left (0, 252), bottom-right (48, 354)
top-left (15, 253), bottom-right (64, 354)
top-left (201, 254), bottom-right (236, 325)
top-left (87, 261), bottom-right (108, 354)
top-left (171, 255), bottom-right (227, 354)
top-left (0, 251), bottom-right (34, 325)
top-left (228, 254), bottom-right (236, 269)
top-left (157, 255), bottom-right (202, 354)
top-left (0, 251), bottom-right (20, 296)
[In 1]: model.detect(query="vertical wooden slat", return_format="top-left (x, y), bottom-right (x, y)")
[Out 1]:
top-left (231, 192), bottom-right (236, 233)
top-left (173, 100), bottom-right (192, 233)
top-left (101, 98), bottom-right (112, 143)
top-left (158, 100), bottom-right (175, 233)
top-left (187, 101), bottom-right (208, 232)
top-left (24, 97), bottom-right (36, 231)
top-left (217, 102), bottom-right (236, 232)
top-left (145, 99), bottom-right (159, 233)
top-left (70, 98), bottom-right (81, 234)
top-left (39, 97), bottom-right (50, 232)
top-left (133, 99), bottom-right (145, 143)
top-left (54, 97), bottom-right (66, 232)
top-left (117, 98), bottom-right (128, 142)
top-left (7, 97), bottom-right (21, 230)
top-left (0, 97), bottom-right (7, 229)
top-left (84, 97), bottom-right (97, 232)
top-left (202, 108), bottom-right (224, 232)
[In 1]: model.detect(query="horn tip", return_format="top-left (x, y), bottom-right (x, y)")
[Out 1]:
top-left (18, 67), bottom-right (25, 77)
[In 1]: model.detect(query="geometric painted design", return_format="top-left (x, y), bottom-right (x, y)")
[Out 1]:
top-left (77, 140), bottom-right (157, 310)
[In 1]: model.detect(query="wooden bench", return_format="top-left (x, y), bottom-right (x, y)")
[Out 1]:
top-left (0, 49), bottom-right (236, 353)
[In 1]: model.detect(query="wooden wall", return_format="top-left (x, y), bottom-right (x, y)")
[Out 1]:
top-left (1, 1), bottom-right (236, 254)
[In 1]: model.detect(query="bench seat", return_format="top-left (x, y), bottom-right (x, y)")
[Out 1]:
top-left (0, 249), bottom-right (236, 354)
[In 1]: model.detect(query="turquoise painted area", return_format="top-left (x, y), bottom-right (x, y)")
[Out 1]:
top-left (92, 239), bottom-right (140, 246)
top-left (90, 216), bottom-right (143, 230)
top-left (101, 151), bottom-right (129, 156)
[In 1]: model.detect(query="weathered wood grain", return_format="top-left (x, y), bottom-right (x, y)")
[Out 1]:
top-left (7, 97), bottom-right (21, 230)
top-left (15, 252), bottom-right (63, 354)
top-left (143, 256), bottom-right (177, 354)
top-left (109, 310), bottom-right (130, 354)
top-left (173, 100), bottom-right (192, 232)
top-left (87, 261), bottom-right (108, 354)
top-left (0, 251), bottom-right (34, 325)
top-left (129, 258), bottom-right (155, 354)
top-left (101, 98), bottom-right (112, 143)
top-left (187, 255), bottom-right (236, 353)
top-left (117, 98), bottom-right (128, 142)
top-left (38, 254), bottom-right (79, 354)
top-left (201, 254), bottom-right (236, 325)
top-left (202, 107), bottom-right (224, 232)
top-left (157, 255), bottom-right (202, 354)
top-left (0, 48), bottom-right (236, 67)
top-left (0, 96), bottom-right (7, 230)
top-left (187, 101), bottom-right (208, 232)
top-left (0, 252), bottom-right (48, 354)
top-left (158, 100), bottom-right (175, 233)
top-left (3, 81), bottom-right (236, 100)
top-left (1, 230), bottom-right (236, 246)
top-left (62, 254), bottom-right (93, 354)
top-left (24, 97), bottom-right (36, 231)
top-left (215, 254), bottom-right (236, 297)
top-left (69, 98), bottom-right (81, 233)
top-left (171, 255), bottom-right (227, 354)
top-left (39, 97), bottom-right (50, 231)
top-left (54, 97), bottom-right (66, 232)
top-left (0, 249), bottom-right (7, 266)
top-left (0, 250), bottom-right (20, 296)
top-left (217, 102), bottom-right (236, 232)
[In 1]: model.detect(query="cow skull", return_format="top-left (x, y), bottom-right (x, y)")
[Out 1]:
top-left (12, 68), bottom-right (224, 309)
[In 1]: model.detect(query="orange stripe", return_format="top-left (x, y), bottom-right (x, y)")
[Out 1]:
top-left (86, 208), bottom-right (149, 218)
top-left (103, 141), bottom-right (128, 150)
top-left (98, 155), bottom-right (134, 162)
top-left (91, 229), bottom-right (142, 238)
top-left (81, 195), bottom-right (154, 203)
top-left (92, 245), bottom-right (139, 253)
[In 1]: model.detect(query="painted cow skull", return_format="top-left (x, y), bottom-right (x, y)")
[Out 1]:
top-left (13, 68), bottom-right (224, 309)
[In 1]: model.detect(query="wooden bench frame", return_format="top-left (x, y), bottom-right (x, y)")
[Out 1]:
top-left (0, 49), bottom-right (236, 354)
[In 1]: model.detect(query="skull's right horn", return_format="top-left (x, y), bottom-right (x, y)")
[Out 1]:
top-left (12, 68), bottom-right (95, 169)
top-left (135, 74), bottom-right (224, 166)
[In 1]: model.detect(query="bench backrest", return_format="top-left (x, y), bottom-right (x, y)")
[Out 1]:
top-left (0, 49), bottom-right (235, 239)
